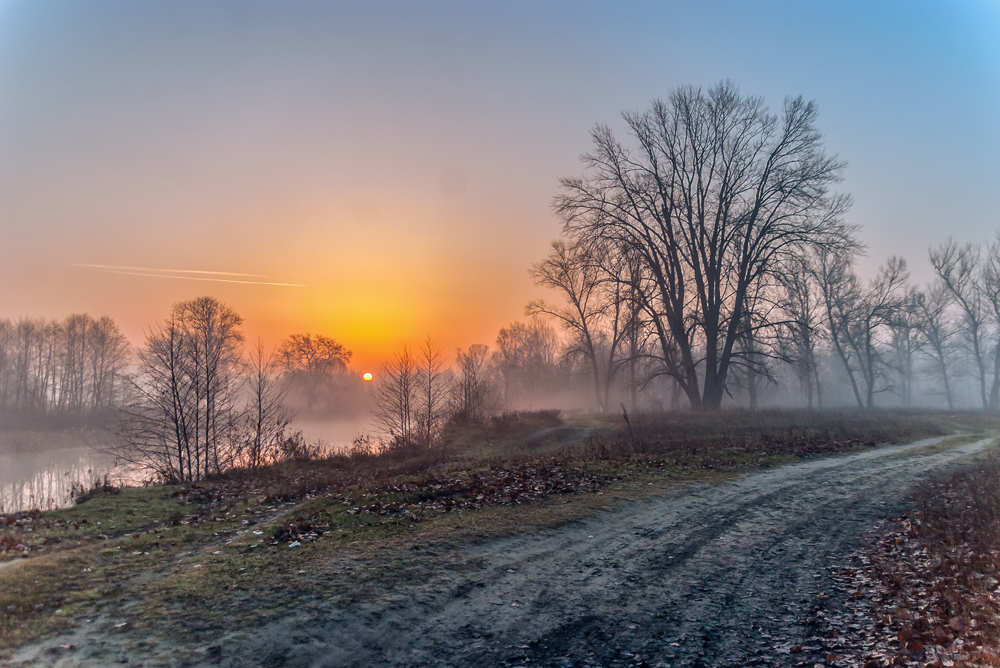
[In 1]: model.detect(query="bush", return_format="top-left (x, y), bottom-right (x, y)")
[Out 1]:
top-left (488, 410), bottom-right (563, 433)
top-left (71, 474), bottom-right (120, 505)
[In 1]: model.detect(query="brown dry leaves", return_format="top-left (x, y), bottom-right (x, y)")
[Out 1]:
top-left (811, 457), bottom-right (1000, 668)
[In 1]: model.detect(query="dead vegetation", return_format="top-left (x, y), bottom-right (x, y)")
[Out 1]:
top-left (817, 450), bottom-right (1000, 667)
top-left (0, 409), bottom-right (980, 655)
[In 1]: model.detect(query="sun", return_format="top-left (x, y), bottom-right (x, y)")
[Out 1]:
top-left (362, 372), bottom-right (373, 382)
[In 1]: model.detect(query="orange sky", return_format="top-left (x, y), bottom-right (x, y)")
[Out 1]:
top-left (1, 2), bottom-right (999, 373)
top-left (3, 170), bottom-right (562, 372)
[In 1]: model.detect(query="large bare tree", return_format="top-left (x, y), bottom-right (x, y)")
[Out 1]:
top-left (556, 81), bottom-right (851, 410)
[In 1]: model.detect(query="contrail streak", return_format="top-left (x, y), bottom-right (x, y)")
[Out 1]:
top-left (77, 264), bottom-right (271, 278)
top-left (79, 266), bottom-right (306, 287)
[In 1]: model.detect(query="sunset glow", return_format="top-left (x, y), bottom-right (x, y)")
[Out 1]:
top-left (3, 5), bottom-right (1000, 657)
top-left (0, 2), bottom-right (997, 372)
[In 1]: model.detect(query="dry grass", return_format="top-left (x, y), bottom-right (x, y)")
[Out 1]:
top-left (0, 408), bottom-right (981, 654)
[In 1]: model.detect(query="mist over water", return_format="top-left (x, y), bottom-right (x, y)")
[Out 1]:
top-left (0, 429), bottom-right (137, 513)
top-left (0, 417), bottom-right (369, 513)
top-left (291, 416), bottom-right (372, 454)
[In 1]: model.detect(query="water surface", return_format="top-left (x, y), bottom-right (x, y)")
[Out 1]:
top-left (0, 430), bottom-right (129, 513)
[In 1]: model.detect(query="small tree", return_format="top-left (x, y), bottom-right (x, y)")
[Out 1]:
top-left (372, 347), bottom-right (418, 447)
top-left (416, 337), bottom-right (448, 446)
top-left (449, 344), bottom-right (497, 423)
top-left (240, 340), bottom-right (291, 468)
top-left (116, 297), bottom-right (245, 482)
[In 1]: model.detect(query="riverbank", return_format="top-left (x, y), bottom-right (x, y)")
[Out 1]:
top-left (0, 410), bottom-right (990, 663)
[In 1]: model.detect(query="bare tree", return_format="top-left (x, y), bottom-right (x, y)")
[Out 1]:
top-left (815, 248), bottom-right (865, 407)
top-left (914, 283), bottom-right (957, 409)
top-left (240, 339), bottom-right (291, 468)
top-left (818, 252), bottom-right (909, 409)
top-left (528, 239), bottom-right (608, 410)
top-left (929, 239), bottom-right (990, 409)
top-left (886, 289), bottom-right (922, 407)
top-left (530, 239), bottom-right (644, 412)
top-left (776, 258), bottom-right (824, 408)
top-left (372, 347), bottom-right (418, 447)
top-left (117, 297), bottom-right (244, 482)
top-left (371, 338), bottom-right (450, 448)
top-left (556, 81), bottom-right (852, 410)
top-left (416, 337), bottom-right (448, 446)
top-left (449, 344), bottom-right (497, 423)
top-left (86, 316), bottom-right (130, 411)
top-left (982, 233), bottom-right (1000, 411)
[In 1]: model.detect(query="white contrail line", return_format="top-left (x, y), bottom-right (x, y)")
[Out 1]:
top-left (96, 269), bottom-right (306, 288)
top-left (76, 264), bottom-right (272, 278)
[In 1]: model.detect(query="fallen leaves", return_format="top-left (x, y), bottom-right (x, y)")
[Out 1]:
top-left (338, 460), bottom-right (618, 523)
top-left (0, 509), bottom-right (90, 555)
top-left (804, 455), bottom-right (1000, 667)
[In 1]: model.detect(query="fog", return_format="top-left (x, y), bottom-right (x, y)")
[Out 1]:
top-left (2, 85), bottom-right (999, 507)
top-left (0, 427), bottom-right (137, 513)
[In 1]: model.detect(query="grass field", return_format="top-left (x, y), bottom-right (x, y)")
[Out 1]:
top-left (0, 409), bottom-right (985, 652)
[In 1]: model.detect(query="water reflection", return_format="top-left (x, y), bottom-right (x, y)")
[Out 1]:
top-left (0, 419), bottom-right (368, 513)
top-left (0, 430), bottom-right (136, 513)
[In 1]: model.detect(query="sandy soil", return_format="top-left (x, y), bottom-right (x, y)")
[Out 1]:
top-left (8, 435), bottom-right (993, 668)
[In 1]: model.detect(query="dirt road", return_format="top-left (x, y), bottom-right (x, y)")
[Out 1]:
top-left (9, 435), bottom-right (993, 667)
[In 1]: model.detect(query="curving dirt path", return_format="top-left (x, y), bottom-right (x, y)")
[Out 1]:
top-left (8, 435), bottom-right (994, 667)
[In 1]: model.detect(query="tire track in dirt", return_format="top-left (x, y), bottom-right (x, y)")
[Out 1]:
top-left (8, 435), bottom-right (994, 667)
top-left (241, 436), bottom-right (991, 668)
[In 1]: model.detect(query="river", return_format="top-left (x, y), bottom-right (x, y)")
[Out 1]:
top-left (0, 417), bottom-right (370, 513)
top-left (0, 429), bottom-right (135, 513)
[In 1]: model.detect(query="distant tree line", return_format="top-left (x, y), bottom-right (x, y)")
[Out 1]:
top-left (383, 226), bottom-right (1000, 422)
top-left (0, 314), bottom-right (130, 416)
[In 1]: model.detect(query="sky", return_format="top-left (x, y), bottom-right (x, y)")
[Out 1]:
top-left (1, 1), bottom-right (999, 373)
